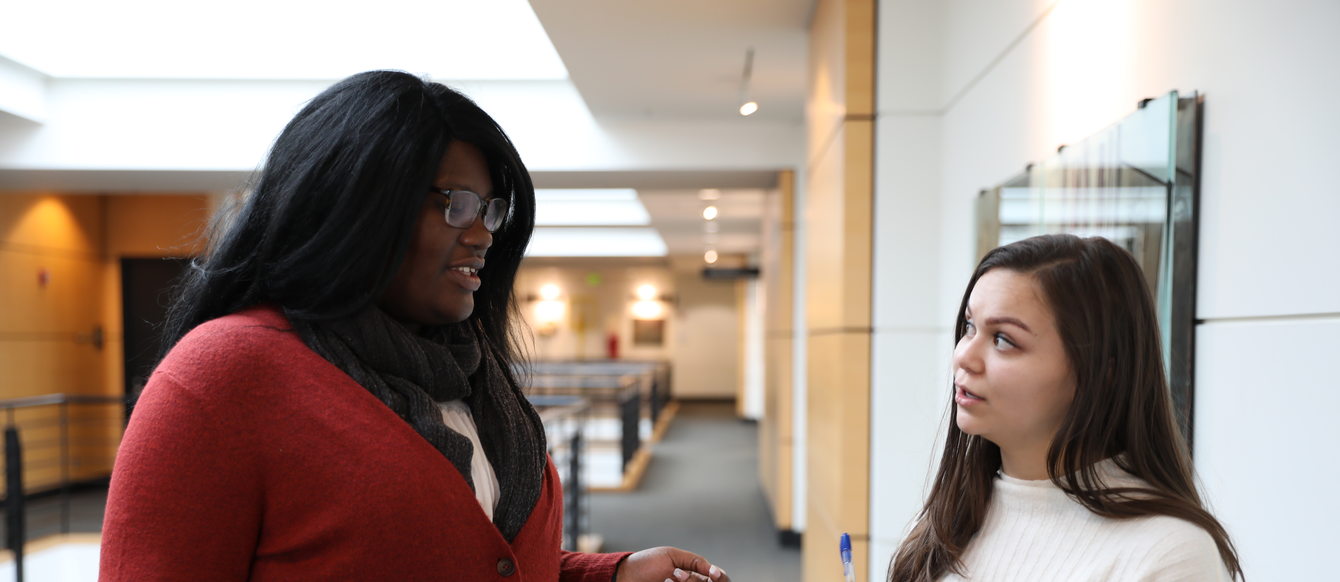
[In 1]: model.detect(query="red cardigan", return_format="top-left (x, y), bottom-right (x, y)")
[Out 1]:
top-left (101, 307), bottom-right (629, 581)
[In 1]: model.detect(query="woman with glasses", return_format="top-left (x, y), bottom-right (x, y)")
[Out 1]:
top-left (100, 70), bottom-right (730, 582)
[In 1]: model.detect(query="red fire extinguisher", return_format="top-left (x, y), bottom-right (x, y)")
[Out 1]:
top-left (606, 331), bottom-right (619, 360)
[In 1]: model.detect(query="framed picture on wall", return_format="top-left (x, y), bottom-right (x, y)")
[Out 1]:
top-left (631, 319), bottom-right (665, 346)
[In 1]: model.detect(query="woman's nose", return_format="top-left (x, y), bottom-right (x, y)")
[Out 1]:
top-left (953, 335), bottom-right (983, 375)
top-left (461, 218), bottom-right (493, 251)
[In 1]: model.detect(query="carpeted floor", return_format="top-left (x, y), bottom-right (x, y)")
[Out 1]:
top-left (588, 401), bottom-right (801, 582)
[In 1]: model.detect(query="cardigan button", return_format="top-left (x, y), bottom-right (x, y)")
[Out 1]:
top-left (496, 557), bottom-right (516, 577)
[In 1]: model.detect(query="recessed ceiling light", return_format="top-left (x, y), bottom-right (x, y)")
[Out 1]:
top-left (704, 249), bottom-right (719, 264)
top-left (534, 188), bottom-right (650, 226)
top-left (702, 205), bottom-right (719, 220)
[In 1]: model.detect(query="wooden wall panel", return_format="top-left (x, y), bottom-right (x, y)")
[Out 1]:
top-left (803, 0), bottom-right (876, 580)
top-left (0, 192), bottom-right (209, 496)
top-left (761, 170), bottom-right (797, 530)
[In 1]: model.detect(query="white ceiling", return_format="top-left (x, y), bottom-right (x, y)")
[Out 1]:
top-left (0, 0), bottom-right (567, 80)
top-left (0, 0), bottom-right (813, 259)
top-left (528, 0), bottom-right (811, 258)
top-left (530, 0), bottom-right (812, 122)
top-left (639, 188), bottom-right (771, 258)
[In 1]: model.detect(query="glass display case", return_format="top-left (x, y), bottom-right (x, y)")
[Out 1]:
top-left (976, 91), bottom-right (1203, 442)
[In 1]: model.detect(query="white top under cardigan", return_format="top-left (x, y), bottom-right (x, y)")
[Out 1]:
top-left (438, 400), bottom-right (501, 520)
top-left (942, 459), bottom-right (1231, 581)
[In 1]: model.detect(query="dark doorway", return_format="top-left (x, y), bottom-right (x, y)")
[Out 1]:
top-left (121, 258), bottom-right (190, 418)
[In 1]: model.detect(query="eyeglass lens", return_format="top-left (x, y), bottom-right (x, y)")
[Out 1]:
top-left (445, 191), bottom-right (508, 232)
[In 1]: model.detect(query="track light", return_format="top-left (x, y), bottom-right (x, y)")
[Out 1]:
top-left (738, 48), bottom-right (759, 117)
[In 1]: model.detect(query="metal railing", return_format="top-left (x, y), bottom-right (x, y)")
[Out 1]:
top-left (525, 375), bottom-right (641, 472)
top-left (0, 394), bottom-right (125, 582)
top-left (529, 394), bottom-right (591, 551)
top-left (0, 390), bottom-right (610, 573)
top-left (520, 360), bottom-right (672, 426)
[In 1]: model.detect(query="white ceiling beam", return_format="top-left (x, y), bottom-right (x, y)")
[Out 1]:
top-left (0, 78), bottom-right (800, 191)
top-left (0, 55), bottom-right (48, 124)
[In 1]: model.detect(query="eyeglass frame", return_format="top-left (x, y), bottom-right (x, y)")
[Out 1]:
top-left (428, 188), bottom-right (509, 232)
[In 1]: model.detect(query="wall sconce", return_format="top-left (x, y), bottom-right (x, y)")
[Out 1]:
top-left (630, 284), bottom-right (672, 321)
top-left (530, 283), bottom-right (566, 336)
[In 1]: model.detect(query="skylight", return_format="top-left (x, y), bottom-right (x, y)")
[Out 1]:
top-left (534, 188), bottom-right (651, 226)
top-left (526, 228), bottom-right (668, 257)
top-left (0, 0), bottom-right (567, 80)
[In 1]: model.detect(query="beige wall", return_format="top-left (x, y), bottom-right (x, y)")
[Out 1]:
top-left (514, 258), bottom-right (741, 400)
top-left (667, 257), bottom-right (740, 400)
top-left (759, 171), bottom-right (797, 532)
top-left (0, 192), bottom-right (208, 493)
top-left (803, 0), bottom-right (876, 581)
top-left (515, 259), bottom-right (676, 361)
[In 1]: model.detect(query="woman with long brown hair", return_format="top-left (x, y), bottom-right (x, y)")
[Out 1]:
top-left (888, 234), bottom-right (1243, 581)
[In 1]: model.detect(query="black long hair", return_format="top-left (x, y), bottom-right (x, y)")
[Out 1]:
top-left (889, 234), bottom-right (1242, 581)
top-left (159, 70), bottom-right (535, 372)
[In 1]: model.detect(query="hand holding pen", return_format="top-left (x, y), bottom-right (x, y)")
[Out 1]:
top-left (614, 546), bottom-right (730, 582)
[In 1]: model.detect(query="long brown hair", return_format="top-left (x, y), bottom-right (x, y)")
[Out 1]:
top-left (887, 234), bottom-right (1242, 581)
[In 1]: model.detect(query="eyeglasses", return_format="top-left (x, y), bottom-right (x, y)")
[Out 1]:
top-left (429, 189), bottom-right (509, 232)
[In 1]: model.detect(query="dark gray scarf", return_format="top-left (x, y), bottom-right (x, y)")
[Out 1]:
top-left (297, 307), bottom-right (546, 541)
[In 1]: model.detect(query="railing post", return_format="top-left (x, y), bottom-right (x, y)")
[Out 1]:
top-left (6, 425), bottom-right (26, 582)
top-left (60, 401), bottom-right (71, 535)
top-left (619, 388), bottom-right (641, 472)
top-left (567, 426), bottom-right (583, 550)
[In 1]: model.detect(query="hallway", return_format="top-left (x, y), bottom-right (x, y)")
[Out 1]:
top-left (589, 402), bottom-right (801, 581)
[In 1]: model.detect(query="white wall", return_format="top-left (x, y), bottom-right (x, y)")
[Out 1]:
top-left (791, 162), bottom-right (808, 531)
top-left (871, 0), bottom-right (1340, 578)
top-left (869, 0), bottom-right (952, 573)
top-left (741, 278), bottom-right (766, 420)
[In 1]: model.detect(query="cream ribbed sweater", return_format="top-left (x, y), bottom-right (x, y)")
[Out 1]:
top-left (944, 460), bottom-right (1231, 581)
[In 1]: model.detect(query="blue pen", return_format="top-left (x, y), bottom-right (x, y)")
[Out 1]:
top-left (839, 532), bottom-right (855, 582)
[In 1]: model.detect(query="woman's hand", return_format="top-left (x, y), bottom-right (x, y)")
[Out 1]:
top-left (615, 546), bottom-right (730, 582)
